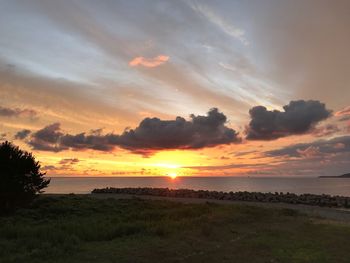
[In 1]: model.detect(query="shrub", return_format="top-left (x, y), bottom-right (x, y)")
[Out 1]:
top-left (0, 141), bottom-right (50, 212)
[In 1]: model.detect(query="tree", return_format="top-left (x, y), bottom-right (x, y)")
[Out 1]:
top-left (0, 141), bottom-right (50, 211)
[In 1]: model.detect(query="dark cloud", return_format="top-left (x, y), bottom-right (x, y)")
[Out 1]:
top-left (28, 123), bottom-right (65, 152)
top-left (42, 165), bottom-right (56, 171)
top-left (60, 133), bottom-right (114, 151)
top-left (0, 106), bottom-right (37, 118)
top-left (27, 122), bottom-right (114, 152)
top-left (114, 108), bottom-right (240, 154)
top-left (246, 100), bottom-right (332, 140)
top-left (14, 129), bottom-right (31, 140)
top-left (59, 158), bottom-right (80, 165)
top-left (25, 108), bottom-right (241, 154)
top-left (266, 136), bottom-right (350, 158)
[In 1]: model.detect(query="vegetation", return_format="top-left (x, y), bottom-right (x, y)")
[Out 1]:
top-left (1, 195), bottom-right (350, 263)
top-left (0, 141), bottom-right (50, 212)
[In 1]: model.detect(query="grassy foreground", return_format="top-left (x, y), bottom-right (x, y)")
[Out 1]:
top-left (1, 195), bottom-right (350, 263)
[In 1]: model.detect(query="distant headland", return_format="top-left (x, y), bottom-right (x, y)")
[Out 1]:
top-left (319, 173), bottom-right (350, 178)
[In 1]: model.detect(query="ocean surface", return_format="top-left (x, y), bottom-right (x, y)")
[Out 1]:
top-left (46, 177), bottom-right (350, 196)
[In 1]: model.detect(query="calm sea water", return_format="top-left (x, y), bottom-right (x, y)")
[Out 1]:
top-left (46, 177), bottom-right (350, 196)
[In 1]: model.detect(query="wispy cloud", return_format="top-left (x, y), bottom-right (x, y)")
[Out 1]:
top-left (0, 106), bottom-right (37, 118)
top-left (129, 55), bottom-right (169, 68)
top-left (59, 158), bottom-right (80, 165)
top-left (335, 106), bottom-right (350, 117)
top-left (265, 136), bottom-right (350, 158)
top-left (188, 2), bottom-right (249, 46)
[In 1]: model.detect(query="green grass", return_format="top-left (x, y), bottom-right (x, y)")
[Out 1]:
top-left (1, 195), bottom-right (350, 263)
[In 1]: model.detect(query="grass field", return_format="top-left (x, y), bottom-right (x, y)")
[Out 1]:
top-left (1, 195), bottom-right (350, 263)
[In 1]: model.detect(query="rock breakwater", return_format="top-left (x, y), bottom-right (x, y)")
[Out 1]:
top-left (92, 187), bottom-right (350, 208)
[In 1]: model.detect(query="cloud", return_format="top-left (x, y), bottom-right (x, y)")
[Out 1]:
top-left (0, 1), bottom-right (278, 126)
top-left (25, 108), bottom-right (240, 155)
top-left (185, 162), bottom-right (266, 171)
top-left (335, 106), bottom-right (350, 121)
top-left (0, 106), bottom-right (37, 118)
top-left (0, 62), bottom-right (143, 128)
top-left (312, 124), bottom-right (340, 137)
top-left (60, 133), bottom-right (114, 151)
top-left (129, 55), bottom-right (169, 68)
top-left (248, 1), bottom-right (350, 110)
top-left (42, 158), bottom-right (80, 174)
top-left (339, 116), bottom-right (350, 122)
top-left (266, 136), bottom-right (350, 158)
top-left (246, 100), bottom-right (332, 140)
top-left (188, 2), bottom-right (248, 45)
top-left (14, 129), bottom-right (31, 140)
top-left (296, 146), bottom-right (322, 158)
top-left (42, 165), bottom-right (56, 171)
top-left (28, 123), bottom-right (65, 152)
top-left (59, 158), bottom-right (80, 165)
top-left (27, 122), bottom-right (115, 152)
top-left (114, 108), bottom-right (241, 154)
top-left (231, 150), bottom-right (258, 157)
top-left (335, 106), bottom-right (350, 117)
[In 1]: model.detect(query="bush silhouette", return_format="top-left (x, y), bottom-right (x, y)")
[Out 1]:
top-left (0, 141), bottom-right (50, 211)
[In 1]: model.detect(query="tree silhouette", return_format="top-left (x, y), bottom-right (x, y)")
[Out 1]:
top-left (0, 141), bottom-right (50, 211)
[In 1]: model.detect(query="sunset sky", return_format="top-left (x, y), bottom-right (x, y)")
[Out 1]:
top-left (0, 0), bottom-right (349, 177)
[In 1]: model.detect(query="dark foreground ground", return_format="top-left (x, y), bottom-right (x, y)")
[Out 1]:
top-left (1, 195), bottom-right (350, 263)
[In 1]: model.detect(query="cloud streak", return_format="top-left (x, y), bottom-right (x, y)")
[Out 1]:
top-left (0, 106), bottom-right (37, 118)
top-left (129, 55), bottom-right (169, 68)
top-left (59, 158), bottom-right (80, 165)
top-left (266, 136), bottom-right (350, 158)
top-left (335, 106), bottom-right (350, 117)
top-left (189, 2), bottom-right (248, 45)
top-left (336, 106), bottom-right (350, 121)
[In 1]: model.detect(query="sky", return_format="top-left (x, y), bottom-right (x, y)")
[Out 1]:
top-left (0, 0), bottom-right (349, 177)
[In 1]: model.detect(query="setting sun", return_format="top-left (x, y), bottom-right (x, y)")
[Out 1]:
top-left (168, 172), bottom-right (177, 179)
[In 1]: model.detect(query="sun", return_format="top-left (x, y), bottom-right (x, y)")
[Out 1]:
top-left (168, 172), bottom-right (177, 179)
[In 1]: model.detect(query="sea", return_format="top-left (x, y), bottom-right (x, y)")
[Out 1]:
top-left (46, 177), bottom-right (350, 196)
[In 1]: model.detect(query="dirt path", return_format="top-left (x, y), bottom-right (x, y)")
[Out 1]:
top-left (87, 193), bottom-right (350, 223)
